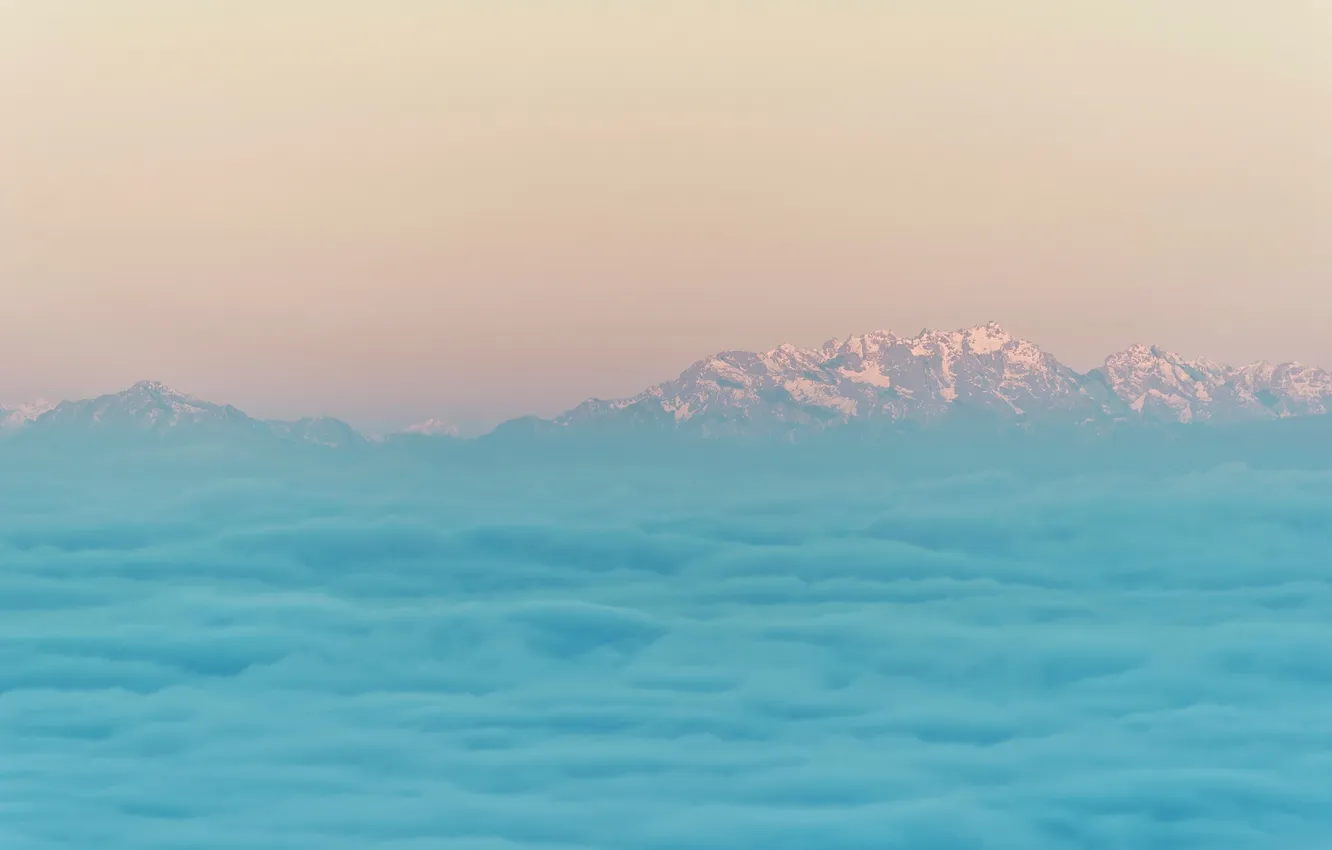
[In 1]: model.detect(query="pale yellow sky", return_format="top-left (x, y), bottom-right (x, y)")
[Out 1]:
top-left (2, 1), bottom-right (1329, 427)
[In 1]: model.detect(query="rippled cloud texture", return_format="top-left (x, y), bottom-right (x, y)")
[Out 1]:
top-left (3, 436), bottom-right (1332, 848)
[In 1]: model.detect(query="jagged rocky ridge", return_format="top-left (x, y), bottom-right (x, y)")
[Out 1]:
top-left (555, 323), bottom-right (1332, 435)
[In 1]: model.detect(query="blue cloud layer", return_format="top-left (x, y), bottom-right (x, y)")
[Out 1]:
top-left (3, 442), bottom-right (1332, 848)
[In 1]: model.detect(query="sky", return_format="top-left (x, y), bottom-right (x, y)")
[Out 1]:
top-left (3, 1), bottom-right (1329, 429)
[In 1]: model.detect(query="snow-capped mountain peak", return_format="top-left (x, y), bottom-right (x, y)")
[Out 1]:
top-left (129, 380), bottom-right (187, 396)
top-left (1092, 343), bottom-right (1332, 422)
top-left (31, 379), bottom-right (243, 432)
top-left (402, 418), bottom-right (460, 437)
top-left (0, 399), bottom-right (56, 431)
top-left (18, 381), bottom-right (366, 446)
top-left (550, 324), bottom-right (1332, 435)
top-left (555, 323), bottom-right (1110, 435)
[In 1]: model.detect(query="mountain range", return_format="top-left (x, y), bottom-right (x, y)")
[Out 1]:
top-left (555, 323), bottom-right (1332, 436)
top-left (0, 381), bottom-right (374, 448)
top-left (4, 324), bottom-right (1331, 443)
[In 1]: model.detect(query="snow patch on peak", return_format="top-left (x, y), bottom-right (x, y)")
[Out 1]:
top-left (403, 418), bottom-right (460, 437)
top-left (964, 322), bottom-right (1013, 355)
top-left (838, 363), bottom-right (894, 388)
top-left (1, 399), bottom-right (56, 431)
top-left (129, 380), bottom-right (191, 398)
top-left (833, 329), bottom-right (901, 359)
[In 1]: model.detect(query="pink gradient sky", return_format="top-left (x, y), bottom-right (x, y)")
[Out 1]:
top-left (3, 2), bottom-right (1329, 429)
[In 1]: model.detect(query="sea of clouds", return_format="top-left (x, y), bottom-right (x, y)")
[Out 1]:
top-left (3, 430), bottom-right (1332, 849)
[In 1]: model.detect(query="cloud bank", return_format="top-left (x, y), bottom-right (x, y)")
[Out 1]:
top-left (2, 441), bottom-right (1331, 848)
